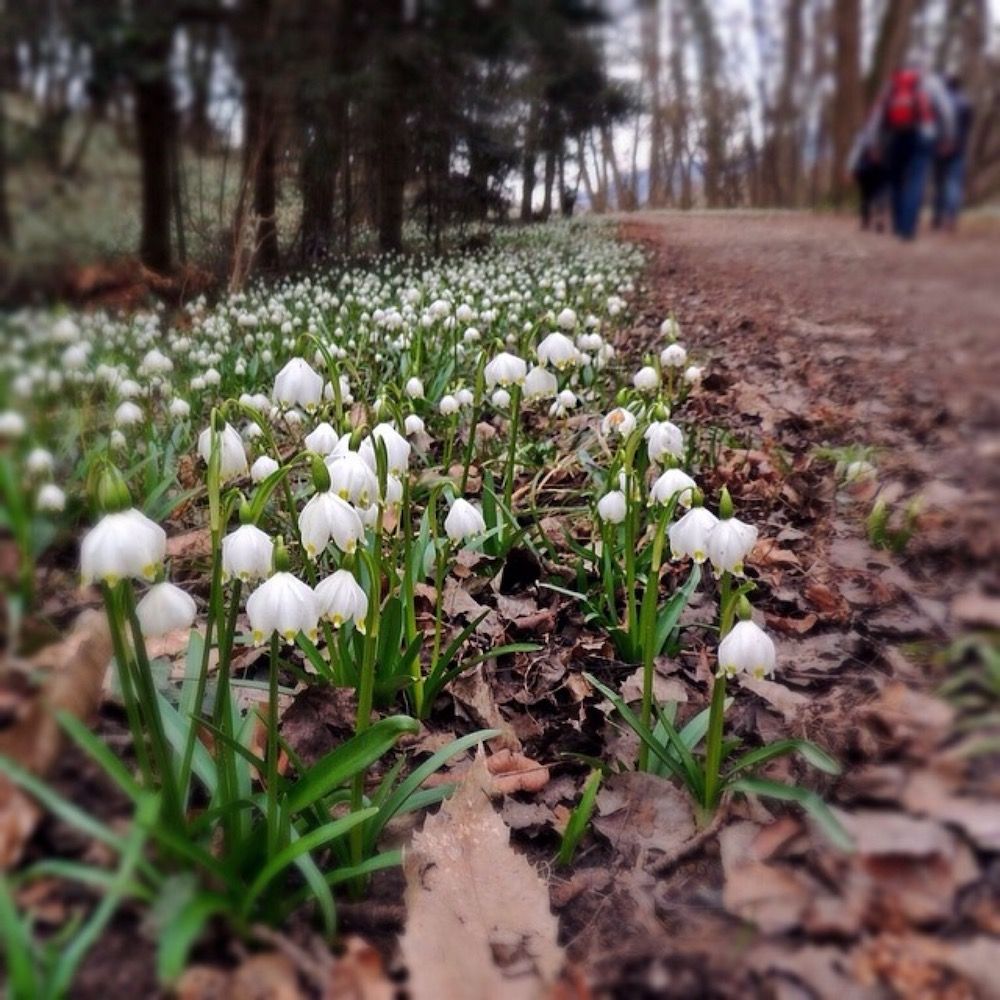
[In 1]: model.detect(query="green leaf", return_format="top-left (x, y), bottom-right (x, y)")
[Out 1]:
top-left (157, 891), bottom-right (230, 984)
top-left (0, 873), bottom-right (39, 999)
top-left (654, 563), bottom-right (701, 656)
top-left (558, 769), bottom-right (602, 866)
top-left (725, 739), bottom-right (841, 779)
top-left (58, 711), bottom-right (143, 802)
top-left (728, 777), bottom-right (854, 852)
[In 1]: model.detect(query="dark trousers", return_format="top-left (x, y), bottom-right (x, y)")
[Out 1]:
top-left (933, 154), bottom-right (966, 228)
top-left (885, 130), bottom-right (932, 240)
top-left (854, 162), bottom-right (887, 230)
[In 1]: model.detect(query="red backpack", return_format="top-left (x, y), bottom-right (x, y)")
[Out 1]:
top-left (884, 69), bottom-right (933, 131)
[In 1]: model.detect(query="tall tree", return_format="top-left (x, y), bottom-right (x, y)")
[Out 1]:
top-left (831, 0), bottom-right (862, 204)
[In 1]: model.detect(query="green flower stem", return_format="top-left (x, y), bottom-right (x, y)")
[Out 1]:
top-left (442, 413), bottom-right (458, 472)
top-left (266, 633), bottom-right (281, 856)
top-left (502, 385), bottom-right (523, 518)
top-left (622, 475), bottom-right (638, 641)
top-left (460, 358), bottom-right (487, 493)
top-left (718, 571), bottom-right (736, 638)
top-left (702, 673), bottom-right (727, 812)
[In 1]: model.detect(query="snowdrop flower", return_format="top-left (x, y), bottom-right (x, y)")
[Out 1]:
top-left (601, 407), bottom-right (637, 439)
top-left (136, 582), bottom-right (197, 638)
top-left (537, 332), bottom-right (579, 370)
top-left (110, 430), bottom-right (127, 452)
top-left (37, 483), bottom-right (66, 513)
top-left (404, 414), bottom-right (425, 436)
top-left (523, 366), bottom-right (558, 401)
top-left (405, 376), bottom-right (425, 399)
top-left (557, 389), bottom-right (577, 409)
top-left (718, 619), bottom-right (776, 680)
top-left (660, 317), bottom-right (681, 339)
top-left (221, 523), bottom-right (273, 582)
top-left (197, 423), bottom-right (248, 480)
top-left (556, 307), bottom-right (577, 330)
top-left (444, 498), bottom-right (486, 544)
top-left (247, 572), bottom-right (320, 643)
top-left (668, 505), bottom-right (718, 564)
top-left (484, 352), bottom-right (527, 389)
top-left (843, 460), bottom-right (876, 485)
top-left (633, 366), bottom-right (660, 392)
top-left (251, 455), bottom-right (280, 483)
top-left (169, 398), bottom-right (191, 419)
top-left (650, 468), bottom-right (697, 507)
top-left (491, 388), bottom-right (511, 409)
top-left (114, 401), bottom-right (144, 428)
top-left (62, 344), bottom-right (89, 371)
top-left (455, 388), bottom-right (474, 407)
top-left (327, 452), bottom-right (379, 506)
top-left (299, 491), bottom-right (365, 556)
top-left (304, 421), bottom-right (340, 456)
top-left (597, 490), bottom-right (627, 524)
top-left (273, 357), bottom-right (323, 411)
top-left (81, 508), bottom-right (166, 585)
top-left (645, 421), bottom-right (684, 464)
top-left (314, 569), bottom-right (368, 631)
top-left (660, 343), bottom-right (687, 369)
top-left (361, 423), bottom-right (411, 476)
top-left (25, 448), bottom-right (54, 477)
top-left (140, 348), bottom-right (174, 375)
top-left (705, 515), bottom-right (758, 578)
top-left (439, 394), bottom-right (459, 416)
top-left (52, 317), bottom-right (80, 343)
top-left (683, 365), bottom-right (703, 386)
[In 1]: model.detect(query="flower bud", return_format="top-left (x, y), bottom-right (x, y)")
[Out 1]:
top-left (311, 454), bottom-right (331, 494)
top-left (718, 486), bottom-right (734, 520)
top-left (91, 463), bottom-right (132, 514)
top-left (239, 497), bottom-right (253, 525)
top-left (273, 538), bottom-right (291, 573)
top-left (735, 595), bottom-right (753, 622)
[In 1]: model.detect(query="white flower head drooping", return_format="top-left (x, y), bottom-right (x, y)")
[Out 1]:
top-left (246, 572), bottom-right (320, 644)
top-left (314, 569), bottom-right (369, 632)
top-left (718, 618), bottom-right (776, 680)
top-left (444, 497), bottom-right (486, 544)
top-left (197, 422), bottom-right (248, 481)
top-left (273, 357), bottom-right (323, 411)
top-left (136, 582), bottom-right (197, 638)
top-left (81, 508), bottom-right (166, 586)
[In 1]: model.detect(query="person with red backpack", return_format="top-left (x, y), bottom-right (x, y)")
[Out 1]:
top-left (877, 62), bottom-right (956, 240)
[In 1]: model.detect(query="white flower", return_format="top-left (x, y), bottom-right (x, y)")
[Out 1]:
top-left (221, 523), bottom-right (273, 582)
top-left (404, 414), bottom-right (425, 435)
top-left (110, 430), bottom-right (127, 452)
top-left (136, 582), bottom-right (197, 638)
top-left (327, 452), bottom-right (379, 506)
top-left (683, 365), bottom-right (703, 385)
top-left (601, 407), bottom-right (637, 438)
top-left (597, 490), bottom-right (627, 524)
top-left (299, 491), bottom-right (365, 556)
top-left (718, 619), bottom-right (776, 679)
top-left (633, 366), bottom-right (660, 392)
top-left (444, 498), bottom-right (486, 544)
top-left (844, 460), bottom-right (876, 484)
top-left (140, 348), bottom-right (174, 375)
top-left (169, 398), bottom-right (191, 419)
top-left (556, 307), bottom-right (577, 330)
top-left (705, 516), bottom-right (758, 577)
top-left (26, 448), bottom-right (54, 476)
top-left (246, 572), bottom-right (320, 643)
top-left (405, 377), bottom-right (425, 399)
top-left (382, 474), bottom-right (403, 509)
top-left (360, 423), bottom-right (411, 476)
top-left (114, 401), bottom-right (144, 428)
top-left (273, 358), bottom-right (323, 411)
top-left (668, 506), bottom-right (719, 564)
top-left (650, 468), bottom-right (697, 507)
top-left (455, 387), bottom-right (474, 407)
top-left (491, 388), bottom-right (511, 409)
top-left (251, 455), bottom-right (280, 483)
top-left (660, 343), bottom-right (687, 368)
top-left (439, 394), bottom-right (459, 416)
top-left (660, 317), bottom-right (681, 339)
top-left (523, 366), bottom-right (558, 401)
top-left (314, 569), bottom-right (368, 631)
top-left (484, 352), bottom-right (527, 389)
top-left (537, 332), bottom-right (579, 370)
top-left (557, 389), bottom-right (577, 409)
top-left (645, 421), bottom-right (684, 464)
top-left (81, 509), bottom-right (166, 585)
top-left (304, 421), bottom-right (340, 456)
top-left (197, 423), bottom-right (248, 481)
top-left (36, 483), bottom-right (66, 513)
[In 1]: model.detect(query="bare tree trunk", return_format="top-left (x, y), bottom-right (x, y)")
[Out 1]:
top-left (685, 0), bottom-right (723, 206)
top-left (831, 0), bottom-right (862, 204)
top-left (375, 0), bottom-right (406, 253)
top-left (520, 99), bottom-right (539, 221)
top-left (578, 134), bottom-right (602, 213)
top-left (0, 94), bottom-right (11, 246)
top-left (642, 0), bottom-right (667, 206)
top-left (866, 0), bottom-right (917, 105)
top-left (541, 146), bottom-right (555, 220)
top-left (773, 0), bottom-right (804, 205)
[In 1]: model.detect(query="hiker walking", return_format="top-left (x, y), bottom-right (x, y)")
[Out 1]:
top-left (875, 61), bottom-right (956, 240)
top-left (932, 75), bottom-right (974, 231)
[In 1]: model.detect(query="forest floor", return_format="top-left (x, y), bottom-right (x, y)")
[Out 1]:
top-left (7, 210), bottom-right (1000, 999)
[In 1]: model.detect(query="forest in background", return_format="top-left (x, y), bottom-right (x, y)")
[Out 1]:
top-left (1, 0), bottom-right (998, 292)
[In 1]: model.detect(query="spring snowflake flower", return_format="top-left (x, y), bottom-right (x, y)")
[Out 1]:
top-left (314, 569), bottom-right (368, 631)
top-left (705, 516), bottom-right (758, 578)
top-left (247, 572), bottom-right (320, 644)
top-left (327, 452), bottom-right (379, 506)
top-left (717, 619), bottom-right (776, 679)
top-left (26, 448), bottom-right (54, 476)
top-left (484, 352), bottom-right (527, 389)
top-left (304, 421), bottom-right (340, 456)
top-left (597, 490), bottom-right (627, 524)
top-left (273, 357), bottom-right (323, 411)
top-left (668, 506), bottom-right (718, 564)
top-left (523, 366), bottom-right (558, 401)
top-left (169, 398), bottom-right (191, 419)
top-left (633, 366), bottom-right (660, 392)
top-left (683, 365), bottom-right (703, 385)
top-left (114, 401), bottom-right (144, 428)
top-left (444, 498), bottom-right (486, 544)
top-left (251, 455), bottom-right (280, 483)
top-left (491, 388), bottom-right (511, 409)
top-left (197, 423), bottom-right (248, 481)
top-left (537, 332), bottom-right (579, 370)
top-left (650, 468), bottom-right (697, 507)
top-left (405, 377), bottom-right (425, 399)
top-left (439, 394), bottom-right (459, 416)
top-left (0, 411), bottom-right (26, 439)
top-left (556, 307), bottom-right (577, 330)
top-left (601, 407), bottom-right (637, 439)
top-left (659, 344), bottom-right (687, 369)
top-left (81, 509), bottom-right (166, 585)
top-left (299, 491), bottom-right (365, 556)
top-left (136, 582), bottom-right (197, 638)
top-left (645, 421), bottom-right (684, 464)
top-left (221, 523), bottom-right (273, 583)
top-left (360, 423), bottom-right (411, 477)
top-left (37, 483), bottom-right (67, 513)
top-left (404, 414), bottom-right (425, 436)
